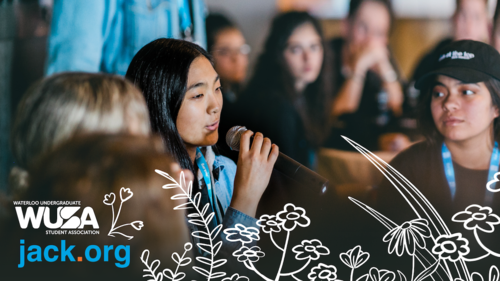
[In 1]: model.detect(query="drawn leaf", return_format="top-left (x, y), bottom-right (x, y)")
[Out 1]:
top-left (193, 192), bottom-right (201, 207)
top-left (398, 271), bottom-right (407, 281)
top-left (188, 213), bottom-right (200, 218)
top-left (179, 257), bottom-right (192, 267)
top-left (141, 250), bottom-right (150, 264)
top-left (157, 272), bottom-right (164, 281)
top-left (162, 183), bottom-right (179, 190)
top-left (211, 224), bottom-right (223, 239)
top-left (171, 193), bottom-right (189, 200)
top-left (174, 202), bottom-right (192, 210)
top-left (197, 242), bottom-right (212, 254)
top-left (213, 241), bottom-right (223, 256)
top-left (192, 230), bottom-right (210, 240)
top-left (173, 272), bottom-right (186, 281)
top-left (206, 212), bottom-right (215, 224)
top-left (193, 266), bottom-right (210, 277)
top-left (356, 274), bottom-right (369, 281)
top-left (150, 260), bottom-right (160, 274)
top-left (187, 181), bottom-right (193, 198)
top-left (172, 252), bottom-right (181, 264)
top-left (201, 203), bottom-right (210, 217)
top-left (491, 266), bottom-right (499, 281)
top-left (212, 272), bottom-right (227, 279)
top-left (155, 169), bottom-right (176, 182)
top-left (196, 256), bottom-right (212, 266)
top-left (188, 219), bottom-right (205, 227)
top-left (163, 268), bottom-right (175, 280)
top-left (213, 259), bottom-right (227, 268)
top-left (415, 258), bottom-right (440, 281)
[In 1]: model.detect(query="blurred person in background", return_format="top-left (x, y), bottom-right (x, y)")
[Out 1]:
top-left (126, 39), bottom-right (279, 263)
top-left (46, 0), bottom-right (207, 75)
top-left (8, 73), bottom-right (151, 201)
top-left (493, 0), bottom-right (500, 52)
top-left (326, 0), bottom-right (410, 153)
top-left (205, 13), bottom-right (251, 153)
top-left (411, 0), bottom-right (491, 84)
top-left (238, 11), bottom-right (333, 169)
top-left (1, 134), bottom-right (192, 280)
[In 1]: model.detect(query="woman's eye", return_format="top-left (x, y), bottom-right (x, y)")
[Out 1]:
top-left (290, 46), bottom-right (301, 54)
top-left (463, 90), bottom-right (475, 95)
top-left (216, 87), bottom-right (222, 92)
top-left (192, 93), bottom-right (203, 99)
top-left (432, 91), bottom-right (445, 98)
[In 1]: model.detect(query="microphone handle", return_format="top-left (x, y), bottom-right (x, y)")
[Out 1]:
top-left (274, 152), bottom-right (329, 194)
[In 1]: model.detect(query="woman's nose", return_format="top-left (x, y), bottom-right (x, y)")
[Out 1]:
top-left (207, 91), bottom-right (221, 114)
top-left (443, 94), bottom-right (459, 112)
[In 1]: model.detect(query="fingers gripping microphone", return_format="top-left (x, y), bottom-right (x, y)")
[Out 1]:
top-left (226, 126), bottom-right (329, 194)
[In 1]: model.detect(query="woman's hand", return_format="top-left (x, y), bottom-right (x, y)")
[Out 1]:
top-left (231, 130), bottom-right (279, 217)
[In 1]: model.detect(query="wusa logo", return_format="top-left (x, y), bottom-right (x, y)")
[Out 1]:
top-left (15, 201), bottom-right (130, 269)
top-left (14, 201), bottom-right (99, 234)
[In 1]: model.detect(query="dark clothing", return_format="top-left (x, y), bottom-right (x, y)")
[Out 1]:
top-left (326, 37), bottom-right (405, 151)
top-left (376, 141), bottom-right (500, 273)
top-left (237, 91), bottom-right (316, 169)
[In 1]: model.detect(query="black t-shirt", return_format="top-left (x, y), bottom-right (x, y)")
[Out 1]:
top-left (376, 141), bottom-right (500, 272)
top-left (325, 38), bottom-right (404, 151)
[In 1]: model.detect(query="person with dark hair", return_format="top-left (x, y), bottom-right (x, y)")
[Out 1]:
top-left (237, 11), bottom-right (333, 169)
top-left (205, 13), bottom-right (250, 153)
top-left (377, 40), bottom-right (500, 273)
top-left (125, 39), bottom-right (278, 256)
top-left (327, 0), bottom-right (410, 152)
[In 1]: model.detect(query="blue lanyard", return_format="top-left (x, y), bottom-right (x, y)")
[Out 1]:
top-left (195, 148), bottom-right (223, 225)
top-left (442, 142), bottom-right (499, 205)
top-left (178, 0), bottom-right (192, 33)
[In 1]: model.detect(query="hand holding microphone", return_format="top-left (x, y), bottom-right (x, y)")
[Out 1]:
top-left (230, 129), bottom-right (279, 218)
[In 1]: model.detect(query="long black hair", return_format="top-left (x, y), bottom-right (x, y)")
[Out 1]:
top-left (243, 11), bottom-right (333, 147)
top-left (125, 38), bottom-right (213, 172)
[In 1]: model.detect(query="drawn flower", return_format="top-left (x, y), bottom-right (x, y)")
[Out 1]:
top-left (382, 218), bottom-right (431, 256)
top-left (131, 221), bottom-right (144, 231)
top-left (308, 263), bottom-right (338, 281)
top-left (452, 205), bottom-right (500, 233)
top-left (292, 239), bottom-right (330, 260)
top-left (257, 214), bottom-right (283, 233)
top-left (222, 273), bottom-right (249, 281)
top-left (276, 203), bottom-right (310, 231)
top-left (224, 224), bottom-right (260, 244)
top-left (366, 268), bottom-right (396, 281)
top-left (103, 193), bottom-right (115, 205)
top-left (184, 242), bottom-right (192, 251)
top-left (120, 187), bottom-right (133, 202)
top-left (232, 246), bottom-right (265, 263)
top-left (340, 245), bottom-right (370, 269)
top-left (432, 233), bottom-right (470, 262)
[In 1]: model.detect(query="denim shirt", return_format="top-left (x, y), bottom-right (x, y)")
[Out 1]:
top-left (189, 153), bottom-right (259, 256)
top-left (46, 0), bottom-right (207, 76)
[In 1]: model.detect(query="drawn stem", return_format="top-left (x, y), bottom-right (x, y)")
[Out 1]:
top-left (474, 229), bottom-right (500, 257)
top-left (281, 258), bottom-right (311, 276)
top-left (270, 232), bottom-right (284, 251)
top-left (350, 268), bottom-right (355, 281)
top-left (111, 223), bottom-right (131, 231)
top-left (275, 231), bottom-right (290, 281)
top-left (245, 260), bottom-right (273, 281)
top-left (291, 274), bottom-right (302, 281)
top-left (462, 253), bottom-right (490, 262)
top-left (411, 255), bottom-right (415, 281)
top-left (174, 248), bottom-right (188, 276)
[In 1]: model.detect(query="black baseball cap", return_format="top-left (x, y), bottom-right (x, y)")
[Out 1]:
top-left (415, 40), bottom-right (500, 90)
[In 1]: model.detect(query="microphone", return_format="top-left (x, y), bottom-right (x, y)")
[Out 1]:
top-left (226, 126), bottom-right (329, 194)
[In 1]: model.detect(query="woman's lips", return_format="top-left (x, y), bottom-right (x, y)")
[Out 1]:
top-left (206, 121), bottom-right (219, 131)
top-left (443, 117), bottom-right (464, 126)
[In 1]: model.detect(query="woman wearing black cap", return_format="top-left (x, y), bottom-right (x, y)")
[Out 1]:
top-left (376, 40), bottom-right (500, 272)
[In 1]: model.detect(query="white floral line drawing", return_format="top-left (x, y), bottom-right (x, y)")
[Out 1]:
top-left (155, 169), bottom-right (229, 280)
top-left (224, 203), bottom-right (333, 281)
top-left (342, 136), bottom-right (470, 281)
top-left (103, 187), bottom-right (143, 240)
top-left (141, 243), bottom-right (193, 281)
top-left (452, 204), bottom-right (500, 261)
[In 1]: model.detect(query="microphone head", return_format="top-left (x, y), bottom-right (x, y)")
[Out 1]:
top-left (226, 126), bottom-right (248, 151)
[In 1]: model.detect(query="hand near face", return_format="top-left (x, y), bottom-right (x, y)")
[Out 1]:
top-left (231, 130), bottom-right (279, 217)
top-left (350, 41), bottom-right (390, 76)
